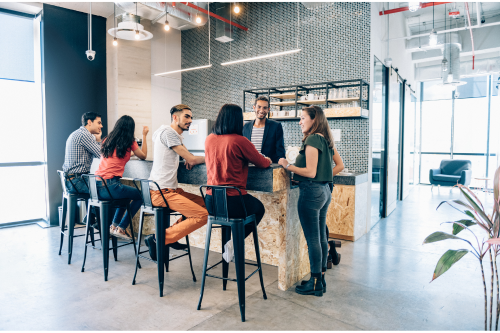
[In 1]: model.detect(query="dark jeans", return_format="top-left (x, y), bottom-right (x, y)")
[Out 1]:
top-left (205, 193), bottom-right (265, 239)
top-left (96, 177), bottom-right (143, 229)
top-left (65, 177), bottom-right (89, 195)
top-left (298, 181), bottom-right (332, 275)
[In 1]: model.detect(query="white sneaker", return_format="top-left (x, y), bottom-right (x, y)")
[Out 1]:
top-left (223, 239), bottom-right (234, 263)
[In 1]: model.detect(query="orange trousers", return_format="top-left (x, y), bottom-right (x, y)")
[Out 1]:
top-left (150, 187), bottom-right (208, 245)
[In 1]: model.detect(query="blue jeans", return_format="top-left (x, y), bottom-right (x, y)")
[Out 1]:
top-left (65, 177), bottom-right (89, 195)
top-left (96, 177), bottom-right (142, 229)
top-left (297, 181), bottom-right (332, 275)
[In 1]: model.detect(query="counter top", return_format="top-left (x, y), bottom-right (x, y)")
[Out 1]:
top-left (91, 158), bottom-right (367, 190)
top-left (332, 172), bottom-right (368, 185)
top-left (121, 160), bottom-right (282, 193)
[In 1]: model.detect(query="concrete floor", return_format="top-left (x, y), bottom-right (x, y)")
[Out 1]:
top-left (0, 185), bottom-right (493, 330)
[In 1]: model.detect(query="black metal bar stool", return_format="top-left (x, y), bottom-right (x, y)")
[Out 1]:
top-left (197, 185), bottom-right (267, 322)
top-left (81, 174), bottom-right (140, 281)
top-left (57, 170), bottom-right (94, 264)
top-left (131, 179), bottom-right (196, 297)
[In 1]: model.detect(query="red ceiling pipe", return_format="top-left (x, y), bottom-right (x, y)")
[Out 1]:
top-left (379, 2), bottom-right (451, 16)
top-left (179, 2), bottom-right (248, 31)
top-left (464, 2), bottom-right (475, 70)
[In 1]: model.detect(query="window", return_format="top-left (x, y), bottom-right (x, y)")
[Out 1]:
top-left (419, 75), bottom-right (498, 189)
top-left (0, 12), bottom-right (46, 225)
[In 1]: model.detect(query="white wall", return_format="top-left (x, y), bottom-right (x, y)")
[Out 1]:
top-left (150, 22), bottom-right (182, 132)
top-left (106, 17), bottom-right (182, 159)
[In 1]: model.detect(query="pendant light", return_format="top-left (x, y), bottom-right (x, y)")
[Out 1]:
top-left (408, 2), bottom-right (420, 12)
top-left (164, 5), bottom-right (170, 31)
top-left (134, 2), bottom-right (140, 40)
top-left (155, 2), bottom-right (212, 76)
top-left (429, 3), bottom-right (437, 46)
top-left (222, 2), bottom-right (301, 66)
top-left (234, 3), bottom-right (240, 14)
top-left (112, 3), bottom-right (118, 46)
top-left (441, 4), bottom-right (448, 72)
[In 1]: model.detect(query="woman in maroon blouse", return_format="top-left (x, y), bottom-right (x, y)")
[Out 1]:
top-left (204, 104), bottom-right (272, 243)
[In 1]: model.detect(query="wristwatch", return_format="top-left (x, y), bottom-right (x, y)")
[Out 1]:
top-left (286, 163), bottom-right (291, 170)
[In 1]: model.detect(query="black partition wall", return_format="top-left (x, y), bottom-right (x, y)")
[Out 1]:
top-left (42, 4), bottom-right (107, 226)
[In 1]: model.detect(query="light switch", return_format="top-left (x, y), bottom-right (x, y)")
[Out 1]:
top-left (331, 129), bottom-right (341, 142)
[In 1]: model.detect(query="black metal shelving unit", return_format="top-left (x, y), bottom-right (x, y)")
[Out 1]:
top-left (243, 79), bottom-right (369, 121)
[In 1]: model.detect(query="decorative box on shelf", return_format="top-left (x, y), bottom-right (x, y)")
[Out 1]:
top-left (243, 112), bottom-right (256, 120)
top-left (324, 107), bottom-right (369, 118)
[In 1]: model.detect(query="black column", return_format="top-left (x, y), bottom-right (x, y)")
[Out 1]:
top-left (41, 4), bottom-right (107, 226)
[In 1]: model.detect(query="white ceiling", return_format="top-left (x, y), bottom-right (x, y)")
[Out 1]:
top-left (0, 2), bottom-right (115, 18)
top-left (44, 2), bottom-right (115, 18)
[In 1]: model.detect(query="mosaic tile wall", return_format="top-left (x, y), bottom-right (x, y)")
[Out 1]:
top-left (181, 2), bottom-right (370, 173)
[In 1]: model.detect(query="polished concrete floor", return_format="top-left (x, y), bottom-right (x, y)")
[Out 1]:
top-left (0, 185), bottom-right (493, 330)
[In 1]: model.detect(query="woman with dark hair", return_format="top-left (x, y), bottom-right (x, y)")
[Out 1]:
top-left (278, 106), bottom-right (344, 297)
top-left (204, 104), bottom-right (272, 259)
top-left (94, 115), bottom-right (149, 239)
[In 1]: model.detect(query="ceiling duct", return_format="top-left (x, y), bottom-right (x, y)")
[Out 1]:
top-left (215, 3), bottom-right (233, 43)
top-left (115, 2), bottom-right (208, 30)
top-left (415, 57), bottom-right (500, 81)
top-left (406, 33), bottom-right (462, 52)
top-left (442, 33), bottom-right (464, 87)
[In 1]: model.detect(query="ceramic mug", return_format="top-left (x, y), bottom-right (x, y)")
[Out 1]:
top-left (307, 93), bottom-right (314, 100)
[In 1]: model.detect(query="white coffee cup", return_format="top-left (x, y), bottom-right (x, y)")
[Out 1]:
top-left (307, 93), bottom-right (314, 100)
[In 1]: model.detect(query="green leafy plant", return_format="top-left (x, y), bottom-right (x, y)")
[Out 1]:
top-left (423, 166), bottom-right (500, 330)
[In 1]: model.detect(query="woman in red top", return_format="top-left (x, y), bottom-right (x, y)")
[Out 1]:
top-left (95, 115), bottom-right (149, 239)
top-left (204, 104), bottom-right (272, 245)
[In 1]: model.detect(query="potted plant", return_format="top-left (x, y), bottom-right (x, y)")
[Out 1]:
top-left (423, 167), bottom-right (500, 330)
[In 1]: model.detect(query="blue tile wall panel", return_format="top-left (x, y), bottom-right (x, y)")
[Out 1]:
top-left (181, 2), bottom-right (370, 173)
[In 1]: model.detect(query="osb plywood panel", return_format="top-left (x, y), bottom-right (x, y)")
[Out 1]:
top-left (327, 184), bottom-right (355, 237)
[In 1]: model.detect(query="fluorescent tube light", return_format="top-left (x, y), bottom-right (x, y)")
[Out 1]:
top-left (155, 64), bottom-right (212, 76)
top-left (221, 49), bottom-right (301, 66)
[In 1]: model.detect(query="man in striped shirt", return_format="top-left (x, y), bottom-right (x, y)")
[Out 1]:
top-left (62, 112), bottom-right (103, 194)
top-left (243, 96), bottom-right (285, 163)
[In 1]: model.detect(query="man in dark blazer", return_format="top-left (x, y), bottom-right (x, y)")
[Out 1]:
top-left (243, 96), bottom-right (286, 163)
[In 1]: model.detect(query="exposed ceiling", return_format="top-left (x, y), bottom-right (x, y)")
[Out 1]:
top-left (395, 2), bottom-right (500, 35)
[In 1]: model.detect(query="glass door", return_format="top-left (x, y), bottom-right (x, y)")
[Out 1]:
top-left (384, 68), bottom-right (401, 217)
top-left (371, 57), bottom-right (386, 225)
top-left (400, 86), bottom-right (416, 200)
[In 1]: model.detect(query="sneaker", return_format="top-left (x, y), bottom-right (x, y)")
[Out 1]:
top-left (223, 239), bottom-right (234, 263)
top-left (113, 227), bottom-right (132, 241)
top-left (144, 235), bottom-right (157, 261)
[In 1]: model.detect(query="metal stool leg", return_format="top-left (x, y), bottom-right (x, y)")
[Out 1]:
top-left (186, 236), bottom-right (196, 282)
top-left (164, 211), bottom-right (170, 273)
top-left (197, 221), bottom-right (213, 310)
top-left (126, 204), bottom-right (140, 269)
top-left (88, 204), bottom-right (95, 247)
top-left (222, 226), bottom-right (231, 291)
top-left (156, 208), bottom-right (166, 297)
top-left (67, 195), bottom-right (77, 265)
top-left (132, 208), bottom-right (145, 286)
top-left (232, 222), bottom-right (246, 322)
top-left (251, 219), bottom-right (267, 300)
top-left (81, 203), bottom-right (92, 273)
top-left (100, 203), bottom-right (111, 281)
top-left (111, 235), bottom-right (118, 261)
top-left (58, 196), bottom-right (67, 255)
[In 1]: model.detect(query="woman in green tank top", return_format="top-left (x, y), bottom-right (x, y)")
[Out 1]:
top-left (279, 106), bottom-right (344, 297)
